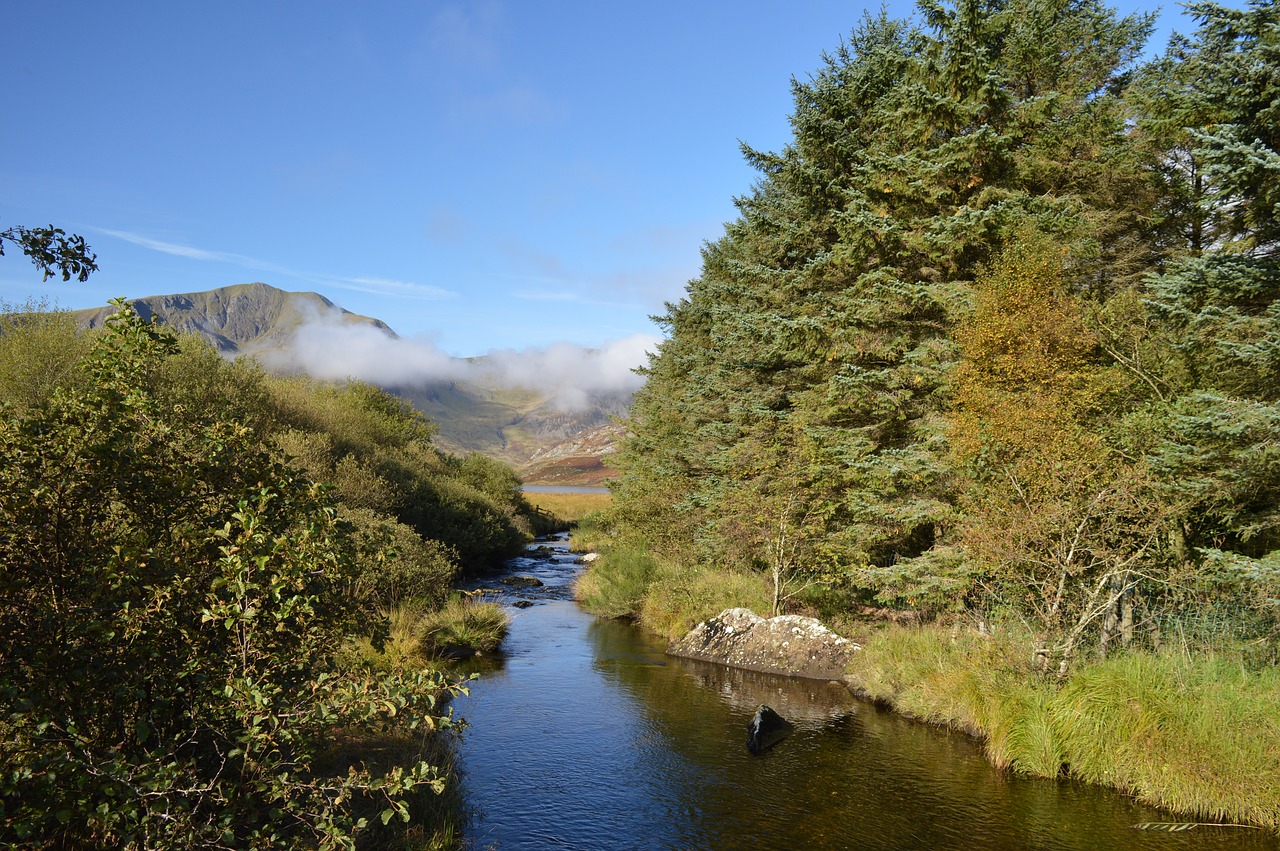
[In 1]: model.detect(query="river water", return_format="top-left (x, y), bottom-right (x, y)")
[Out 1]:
top-left (452, 535), bottom-right (1278, 850)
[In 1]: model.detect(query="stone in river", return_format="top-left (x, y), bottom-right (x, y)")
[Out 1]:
top-left (746, 704), bottom-right (794, 754)
top-left (512, 600), bottom-right (535, 609)
top-left (500, 575), bottom-right (544, 587)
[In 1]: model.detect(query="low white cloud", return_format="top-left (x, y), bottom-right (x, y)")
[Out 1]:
top-left (477, 334), bottom-right (658, 409)
top-left (265, 310), bottom-right (657, 410)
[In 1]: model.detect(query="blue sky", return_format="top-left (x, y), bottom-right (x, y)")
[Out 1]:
top-left (3, 1), bottom-right (1179, 361)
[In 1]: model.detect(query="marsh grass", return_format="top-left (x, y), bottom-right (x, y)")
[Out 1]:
top-left (574, 537), bottom-right (774, 640)
top-left (1053, 653), bottom-right (1280, 828)
top-left (346, 596), bottom-right (509, 672)
top-left (846, 623), bottom-right (1280, 829)
top-left (638, 562), bottom-right (773, 641)
top-left (574, 541), bottom-right (656, 620)
top-left (524, 491), bottom-right (612, 524)
top-left (418, 595), bottom-right (509, 655)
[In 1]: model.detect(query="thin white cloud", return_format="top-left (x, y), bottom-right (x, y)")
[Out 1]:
top-left (98, 227), bottom-right (306, 279)
top-left (338, 276), bottom-right (456, 299)
top-left (97, 226), bottom-right (455, 300)
top-left (99, 228), bottom-right (233, 262)
top-left (514, 290), bottom-right (581, 302)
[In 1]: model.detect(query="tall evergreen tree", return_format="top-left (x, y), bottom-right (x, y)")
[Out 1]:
top-left (613, 0), bottom-right (1157, 614)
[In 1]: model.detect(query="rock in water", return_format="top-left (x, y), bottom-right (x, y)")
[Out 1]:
top-left (669, 608), bottom-right (860, 680)
top-left (746, 704), bottom-right (794, 754)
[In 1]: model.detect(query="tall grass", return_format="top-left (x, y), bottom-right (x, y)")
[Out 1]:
top-left (345, 596), bottom-right (509, 671)
top-left (846, 624), bottom-right (1280, 829)
top-left (574, 542), bottom-right (657, 620)
top-left (638, 561), bottom-right (773, 641)
top-left (523, 491), bottom-right (612, 524)
top-left (574, 538), bottom-right (774, 640)
top-left (418, 596), bottom-right (509, 656)
top-left (568, 513), bottom-right (612, 553)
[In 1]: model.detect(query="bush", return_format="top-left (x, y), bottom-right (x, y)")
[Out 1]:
top-left (0, 303), bottom-right (461, 848)
top-left (344, 508), bottom-right (460, 612)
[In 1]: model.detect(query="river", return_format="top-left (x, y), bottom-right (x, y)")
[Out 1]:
top-left (452, 535), bottom-right (1278, 850)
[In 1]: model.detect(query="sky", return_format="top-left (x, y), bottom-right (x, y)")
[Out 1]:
top-left (2, 1), bottom-right (1182, 376)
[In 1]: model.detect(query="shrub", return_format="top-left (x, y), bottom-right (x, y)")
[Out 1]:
top-left (0, 303), bottom-right (461, 848)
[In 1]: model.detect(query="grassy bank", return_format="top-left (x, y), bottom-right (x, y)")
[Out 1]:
top-left (572, 537), bottom-right (772, 640)
top-left (575, 546), bottom-right (1280, 831)
top-left (845, 623), bottom-right (1280, 830)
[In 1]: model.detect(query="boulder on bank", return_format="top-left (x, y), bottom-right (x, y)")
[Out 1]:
top-left (746, 704), bottom-right (795, 754)
top-left (669, 608), bottom-right (860, 680)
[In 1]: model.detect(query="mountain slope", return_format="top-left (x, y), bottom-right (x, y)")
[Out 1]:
top-left (69, 283), bottom-right (625, 483)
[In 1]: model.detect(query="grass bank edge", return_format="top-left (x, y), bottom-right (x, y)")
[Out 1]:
top-left (573, 538), bottom-right (1280, 832)
top-left (847, 624), bottom-right (1280, 832)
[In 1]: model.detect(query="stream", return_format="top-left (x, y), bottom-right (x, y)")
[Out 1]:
top-left (452, 534), bottom-right (1278, 850)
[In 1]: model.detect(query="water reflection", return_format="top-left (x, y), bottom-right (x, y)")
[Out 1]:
top-left (453, 541), bottom-right (1279, 850)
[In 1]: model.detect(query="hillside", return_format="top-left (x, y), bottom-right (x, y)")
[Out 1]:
top-left (394, 380), bottom-right (628, 484)
top-left (69, 283), bottom-right (626, 484)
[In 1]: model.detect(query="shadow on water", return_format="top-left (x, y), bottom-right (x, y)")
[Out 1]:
top-left (451, 537), bottom-right (1280, 850)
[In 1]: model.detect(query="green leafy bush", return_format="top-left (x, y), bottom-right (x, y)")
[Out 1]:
top-left (0, 303), bottom-right (461, 848)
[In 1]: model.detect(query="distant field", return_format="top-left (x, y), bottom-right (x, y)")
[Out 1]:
top-left (524, 491), bottom-right (612, 523)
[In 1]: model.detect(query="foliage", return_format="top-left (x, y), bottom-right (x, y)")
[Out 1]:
top-left (264, 377), bottom-right (532, 569)
top-left (607, 0), bottom-right (1279, 680)
top-left (611, 0), bottom-right (1164, 643)
top-left (0, 302), bottom-right (464, 848)
top-left (0, 299), bottom-right (95, 413)
top-left (949, 235), bottom-right (1167, 667)
top-left (0, 221), bottom-right (99, 282)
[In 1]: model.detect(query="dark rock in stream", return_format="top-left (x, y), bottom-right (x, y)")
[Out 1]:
top-left (512, 600), bottom-right (535, 609)
top-left (746, 704), bottom-right (794, 754)
top-left (501, 575), bottom-right (544, 588)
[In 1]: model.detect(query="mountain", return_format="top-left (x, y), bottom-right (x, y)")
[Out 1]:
top-left (71, 282), bottom-right (393, 356)
top-left (70, 283), bottom-right (625, 484)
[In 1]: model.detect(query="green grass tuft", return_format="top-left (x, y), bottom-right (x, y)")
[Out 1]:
top-left (418, 596), bottom-right (509, 656)
top-left (574, 541), bottom-right (657, 620)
